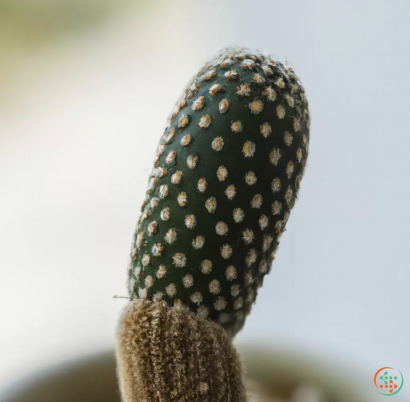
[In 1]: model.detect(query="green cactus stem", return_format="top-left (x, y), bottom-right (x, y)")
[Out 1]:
top-left (128, 46), bottom-right (310, 336)
top-left (117, 46), bottom-right (310, 402)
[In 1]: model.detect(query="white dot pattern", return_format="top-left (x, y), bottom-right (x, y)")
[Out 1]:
top-left (131, 47), bottom-right (310, 332)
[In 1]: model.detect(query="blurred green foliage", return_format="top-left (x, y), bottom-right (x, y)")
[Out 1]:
top-left (0, 0), bottom-right (139, 45)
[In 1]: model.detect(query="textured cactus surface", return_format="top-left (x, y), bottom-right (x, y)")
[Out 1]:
top-left (117, 300), bottom-right (246, 402)
top-left (128, 47), bottom-right (310, 336)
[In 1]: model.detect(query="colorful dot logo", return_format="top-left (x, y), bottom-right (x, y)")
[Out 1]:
top-left (374, 367), bottom-right (403, 396)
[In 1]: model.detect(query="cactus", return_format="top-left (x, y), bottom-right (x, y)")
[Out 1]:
top-left (117, 46), bottom-right (310, 401)
top-left (117, 300), bottom-right (246, 402)
top-left (128, 46), bottom-right (309, 335)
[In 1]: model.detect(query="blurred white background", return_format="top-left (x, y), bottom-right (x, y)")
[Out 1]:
top-left (1, 0), bottom-right (409, 400)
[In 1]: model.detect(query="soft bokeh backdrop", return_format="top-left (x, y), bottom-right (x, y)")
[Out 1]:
top-left (1, 0), bottom-right (409, 400)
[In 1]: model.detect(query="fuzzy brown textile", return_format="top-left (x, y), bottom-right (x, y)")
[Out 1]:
top-left (116, 300), bottom-right (246, 402)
